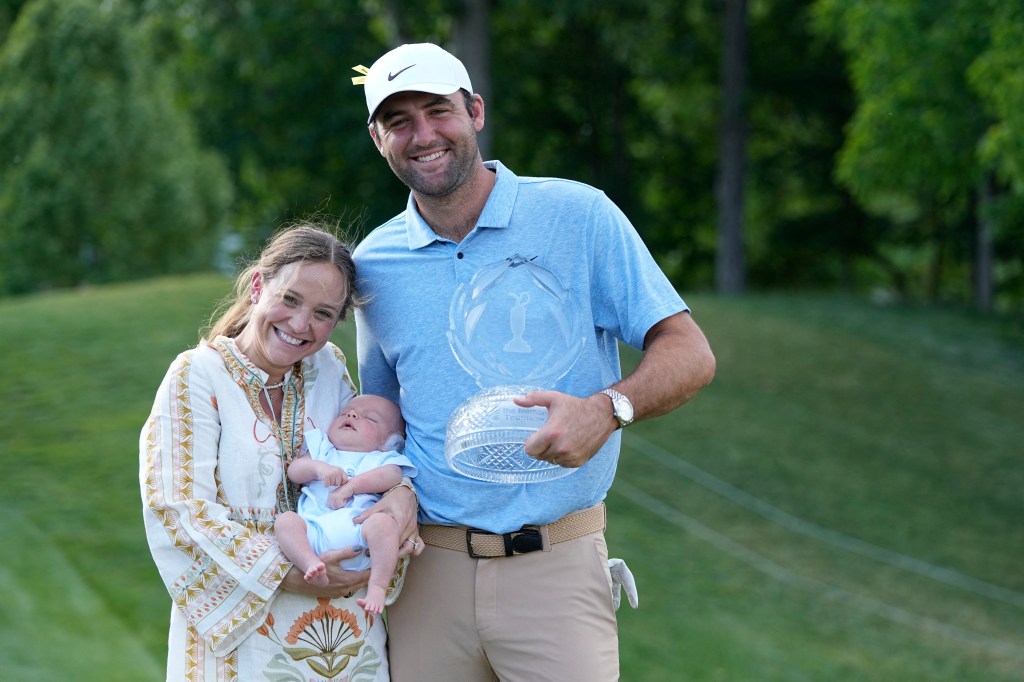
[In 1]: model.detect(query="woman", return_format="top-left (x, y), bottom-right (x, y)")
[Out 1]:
top-left (141, 224), bottom-right (416, 681)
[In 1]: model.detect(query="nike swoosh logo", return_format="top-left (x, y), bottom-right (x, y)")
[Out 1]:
top-left (388, 64), bottom-right (415, 81)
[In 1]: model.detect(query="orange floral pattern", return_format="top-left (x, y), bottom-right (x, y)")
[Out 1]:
top-left (258, 598), bottom-right (380, 680)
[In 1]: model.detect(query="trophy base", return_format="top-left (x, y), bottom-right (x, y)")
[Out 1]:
top-left (445, 385), bottom-right (576, 483)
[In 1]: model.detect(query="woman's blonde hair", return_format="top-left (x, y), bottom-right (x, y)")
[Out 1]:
top-left (203, 221), bottom-right (360, 341)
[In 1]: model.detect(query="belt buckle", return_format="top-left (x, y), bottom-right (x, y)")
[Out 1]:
top-left (466, 527), bottom-right (544, 558)
top-left (465, 528), bottom-right (492, 558)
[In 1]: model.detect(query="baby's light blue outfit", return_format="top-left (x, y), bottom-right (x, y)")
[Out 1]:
top-left (297, 428), bottom-right (417, 571)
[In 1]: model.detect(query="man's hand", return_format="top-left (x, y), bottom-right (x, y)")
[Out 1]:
top-left (515, 391), bottom-right (617, 469)
top-left (354, 484), bottom-right (423, 557)
top-left (515, 312), bottom-right (716, 471)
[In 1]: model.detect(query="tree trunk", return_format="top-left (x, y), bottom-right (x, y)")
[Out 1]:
top-left (974, 176), bottom-right (994, 311)
top-left (454, 0), bottom-right (492, 160)
top-left (926, 214), bottom-right (945, 303)
top-left (715, 0), bottom-right (748, 294)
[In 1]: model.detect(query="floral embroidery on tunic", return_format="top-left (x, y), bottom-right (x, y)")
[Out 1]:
top-left (257, 600), bottom-right (381, 681)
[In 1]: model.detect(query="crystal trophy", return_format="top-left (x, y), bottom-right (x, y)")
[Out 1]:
top-left (445, 255), bottom-right (584, 482)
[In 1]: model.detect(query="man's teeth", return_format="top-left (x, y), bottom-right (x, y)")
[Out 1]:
top-left (276, 329), bottom-right (304, 346)
top-left (417, 151), bottom-right (444, 162)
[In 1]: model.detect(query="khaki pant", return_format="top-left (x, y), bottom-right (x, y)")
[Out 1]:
top-left (386, 529), bottom-right (619, 681)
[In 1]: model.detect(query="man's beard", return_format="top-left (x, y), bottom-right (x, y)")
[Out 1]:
top-left (389, 137), bottom-right (478, 199)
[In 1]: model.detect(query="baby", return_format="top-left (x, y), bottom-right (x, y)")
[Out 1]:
top-left (274, 394), bottom-right (416, 613)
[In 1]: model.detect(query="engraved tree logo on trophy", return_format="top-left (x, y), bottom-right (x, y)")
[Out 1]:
top-left (446, 255), bottom-right (584, 482)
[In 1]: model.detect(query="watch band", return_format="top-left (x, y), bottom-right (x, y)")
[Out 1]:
top-left (600, 388), bottom-right (634, 429)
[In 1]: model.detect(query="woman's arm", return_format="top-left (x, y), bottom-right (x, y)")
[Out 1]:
top-left (141, 350), bottom-right (292, 654)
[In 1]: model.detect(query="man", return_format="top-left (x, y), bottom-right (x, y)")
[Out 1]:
top-left (352, 42), bottom-right (715, 681)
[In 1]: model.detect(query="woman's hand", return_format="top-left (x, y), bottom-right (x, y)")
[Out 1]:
top-left (354, 485), bottom-right (423, 557)
top-left (280, 547), bottom-right (369, 598)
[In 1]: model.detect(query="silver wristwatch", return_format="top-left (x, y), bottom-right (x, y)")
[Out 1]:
top-left (600, 388), bottom-right (634, 429)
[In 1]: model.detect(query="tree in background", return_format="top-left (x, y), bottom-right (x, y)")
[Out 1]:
top-left (1, 0), bottom-right (1020, 309)
top-left (743, 0), bottom-right (874, 292)
top-left (490, 0), bottom-right (721, 287)
top-left (0, 0), bottom-right (231, 295)
top-left (967, 1), bottom-right (1024, 307)
top-left (489, 1), bottom-right (869, 299)
top-left (150, 0), bottom-right (466, 252)
top-left (715, 0), bottom-right (749, 294)
top-left (812, 0), bottom-right (1024, 309)
top-left (152, 1), bottom-right (375, 246)
top-left (0, 0), bottom-right (30, 42)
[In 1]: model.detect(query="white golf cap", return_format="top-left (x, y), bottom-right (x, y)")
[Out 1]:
top-left (361, 43), bottom-right (473, 124)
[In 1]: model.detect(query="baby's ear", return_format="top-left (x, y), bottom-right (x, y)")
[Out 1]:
top-left (382, 433), bottom-right (406, 453)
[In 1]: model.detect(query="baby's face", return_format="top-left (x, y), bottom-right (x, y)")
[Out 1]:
top-left (326, 394), bottom-right (403, 452)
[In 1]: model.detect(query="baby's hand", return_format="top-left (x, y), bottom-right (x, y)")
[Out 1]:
top-left (320, 465), bottom-right (348, 488)
top-left (328, 483), bottom-right (355, 509)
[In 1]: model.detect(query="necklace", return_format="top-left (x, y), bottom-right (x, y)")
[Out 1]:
top-left (262, 384), bottom-right (293, 510)
top-left (264, 379), bottom-right (286, 390)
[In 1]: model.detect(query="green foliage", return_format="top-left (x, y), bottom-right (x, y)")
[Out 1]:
top-left (742, 0), bottom-right (875, 289)
top-left (0, 0), bottom-right (30, 42)
top-left (0, 0), bottom-right (231, 295)
top-left (810, 0), bottom-right (1024, 306)
top-left (2, 0), bottom-right (1023, 308)
top-left (492, 0), bottom-right (872, 293)
top-left (970, 15), bottom-right (1024, 188)
top-left (151, 0), bottom-right (411, 249)
top-left (492, 0), bottom-right (722, 286)
top-left (2, 278), bottom-right (1023, 680)
top-left (813, 1), bottom-right (988, 216)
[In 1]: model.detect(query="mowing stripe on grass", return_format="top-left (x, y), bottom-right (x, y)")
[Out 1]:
top-left (611, 477), bottom-right (1024, 661)
top-left (624, 433), bottom-right (1024, 609)
top-left (0, 507), bottom-right (163, 682)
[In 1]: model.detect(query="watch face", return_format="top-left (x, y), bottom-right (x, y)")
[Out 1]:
top-left (603, 389), bottom-right (633, 425)
top-left (615, 395), bottom-right (634, 423)
top-left (617, 396), bottom-right (634, 423)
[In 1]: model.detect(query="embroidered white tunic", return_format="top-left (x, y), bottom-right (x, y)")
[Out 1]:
top-left (141, 336), bottom-right (391, 681)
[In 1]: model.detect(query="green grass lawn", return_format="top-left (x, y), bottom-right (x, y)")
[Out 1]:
top-left (2, 277), bottom-right (1022, 681)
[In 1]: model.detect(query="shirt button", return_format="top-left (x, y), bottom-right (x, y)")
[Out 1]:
top-left (457, 252), bottom-right (464, 259)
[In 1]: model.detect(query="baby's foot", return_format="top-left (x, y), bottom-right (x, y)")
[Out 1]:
top-left (304, 560), bottom-right (329, 587)
top-left (358, 586), bottom-right (386, 615)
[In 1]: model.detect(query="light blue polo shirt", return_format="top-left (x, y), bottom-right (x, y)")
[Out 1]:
top-left (354, 161), bottom-right (686, 533)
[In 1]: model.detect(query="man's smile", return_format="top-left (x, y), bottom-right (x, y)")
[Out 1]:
top-left (415, 150), bottom-right (446, 163)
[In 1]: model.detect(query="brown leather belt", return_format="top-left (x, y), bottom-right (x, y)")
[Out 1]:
top-left (419, 503), bottom-right (606, 558)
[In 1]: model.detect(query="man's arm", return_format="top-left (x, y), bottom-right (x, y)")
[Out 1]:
top-left (616, 311), bottom-right (716, 420)
top-left (517, 311), bottom-right (715, 468)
